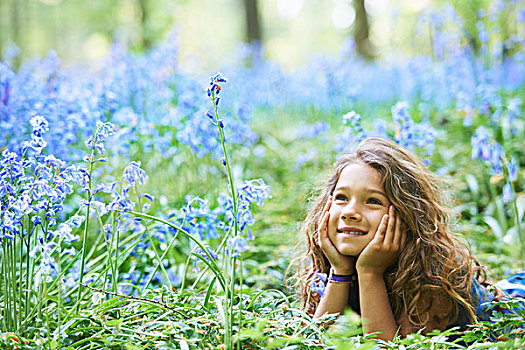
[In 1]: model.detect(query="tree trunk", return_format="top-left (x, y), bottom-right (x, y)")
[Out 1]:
top-left (352, 0), bottom-right (374, 60)
top-left (243, 0), bottom-right (261, 43)
top-left (242, 0), bottom-right (262, 65)
top-left (138, 0), bottom-right (151, 50)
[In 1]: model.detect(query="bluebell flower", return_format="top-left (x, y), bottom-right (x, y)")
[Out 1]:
top-left (311, 280), bottom-right (326, 298)
top-left (237, 179), bottom-right (271, 208)
top-left (30, 115), bottom-right (49, 137)
top-left (92, 200), bottom-right (109, 216)
top-left (342, 111), bottom-right (363, 132)
top-left (69, 214), bottom-right (85, 228)
top-left (507, 158), bottom-right (518, 182)
top-left (471, 127), bottom-right (492, 162)
top-left (315, 272), bottom-right (328, 282)
top-left (503, 183), bottom-right (514, 203)
top-left (122, 161), bottom-right (148, 188)
top-left (217, 193), bottom-right (233, 211)
top-left (192, 246), bottom-right (219, 270)
top-left (391, 101), bottom-right (411, 125)
top-left (93, 181), bottom-right (118, 194)
top-left (103, 224), bottom-right (113, 239)
top-left (94, 121), bottom-right (115, 143)
top-left (227, 236), bottom-right (249, 257)
top-left (489, 142), bottom-right (504, 175)
top-left (54, 223), bottom-right (78, 243)
top-left (38, 241), bottom-right (57, 275)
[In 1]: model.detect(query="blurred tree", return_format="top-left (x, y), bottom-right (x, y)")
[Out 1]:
top-left (138, 0), bottom-right (152, 50)
top-left (352, 0), bottom-right (374, 60)
top-left (242, 0), bottom-right (262, 64)
top-left (243, 0), bottom-right (262, 43)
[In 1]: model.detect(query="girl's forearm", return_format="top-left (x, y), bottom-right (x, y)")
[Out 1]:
top-left (358, 272), bottom-right (400, 340)
top-left (313, 282), bottom-right (350, 318)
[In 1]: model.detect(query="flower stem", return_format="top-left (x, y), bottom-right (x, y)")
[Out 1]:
top-left (77, 128), bottom-right (98, 309)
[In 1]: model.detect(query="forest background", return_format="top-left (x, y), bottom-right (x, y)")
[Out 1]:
top-left (1, 0), bottom-right (524, 349)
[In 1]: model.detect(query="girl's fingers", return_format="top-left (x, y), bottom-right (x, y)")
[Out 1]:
top-left (318, 197), bottom-right (331, 225)
top-left (323, 196), bottom-right (332, 212)
top-left (374, 213), bottom-right (389, 244)
top-left (318, 211), bottom-right (329, 238)
top-left (317, 197), bottom-right (332, 247)
top-left (383, 206), bottom-right (396, 245)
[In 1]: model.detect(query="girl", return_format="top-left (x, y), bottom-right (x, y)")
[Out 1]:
top-left (291, 137), bottom-right (524, 340)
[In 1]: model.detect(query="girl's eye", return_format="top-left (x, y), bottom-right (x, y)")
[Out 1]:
top-left (368, 198), bottom-right (383, 205)
top-left (335, 194), bottom-right (347, 201)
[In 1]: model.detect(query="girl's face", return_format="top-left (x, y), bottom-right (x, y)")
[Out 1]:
top-left (328, 162), bottom-right (391, 256)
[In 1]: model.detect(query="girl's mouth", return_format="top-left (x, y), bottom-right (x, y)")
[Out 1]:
top-left (337, 228), bottom-right (367, 235)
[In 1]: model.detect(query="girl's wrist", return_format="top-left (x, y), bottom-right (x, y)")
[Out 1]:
top-left (330, 267), bottom-right (355, 275)
top-left (331, 266), bottom-right (355, 275)
top-left (356, 266), bottom-right (384, 277)
top-left (329, 267), bottom-right (357, 285)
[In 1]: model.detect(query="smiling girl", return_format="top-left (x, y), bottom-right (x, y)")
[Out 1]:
top-left (291, 137), bottom-right (524, 340)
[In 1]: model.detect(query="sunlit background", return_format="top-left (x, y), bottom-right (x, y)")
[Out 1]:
top-left (0, 0), bottom-right (494, 71)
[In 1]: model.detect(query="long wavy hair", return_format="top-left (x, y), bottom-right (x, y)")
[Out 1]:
top-left (289, 137), bottom-right (485, 330)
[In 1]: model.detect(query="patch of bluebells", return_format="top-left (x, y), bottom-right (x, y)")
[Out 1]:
top-left (335, 110), bottom-right (388, 153)
top-left (169, 73), bottom-right (259, 159)
top-left (335, 102), bottom-right (436, 163)
top-left (1, 39), bottom-right (261, 163)
top-left (171, 179), bottom-right (270, 264)
top-left (81, 122), bottom-right (154, 218)
top-left (296, 121), bottom-right (330, 140)
top-left (391, 101), bottom-right (437, 160)
top-left (2, 3), bottom-right (524, 163)
top-left (0, 53), bottom-right (101, 161)
top-left (1, 115), bottom-right (85, 282)
top-left (471, 127), bottom-right (505, 175)
top-left (295, 150), bottom-right (318, 172)
top-left (471, 127), bottom-right (521, 205)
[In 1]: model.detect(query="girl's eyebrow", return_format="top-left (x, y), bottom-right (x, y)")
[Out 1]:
top-left (334, 186), bottom-right (388, 198)
top-left (369, 189), bottom-right (388, 198)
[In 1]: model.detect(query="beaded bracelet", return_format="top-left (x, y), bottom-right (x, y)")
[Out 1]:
top-left (329, 268), bottom-right (356, 285)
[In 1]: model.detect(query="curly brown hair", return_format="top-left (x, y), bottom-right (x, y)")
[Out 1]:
top-left (288, 137), bottom-right (485, 330)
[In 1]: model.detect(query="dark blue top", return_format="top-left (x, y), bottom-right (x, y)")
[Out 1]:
top-left (348, 272), bottom-right (525, 327)
top-left (471, 272), bottom-right (525, 321)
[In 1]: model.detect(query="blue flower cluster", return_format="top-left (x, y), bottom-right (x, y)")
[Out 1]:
top-left (1, 40), bottom-right (261, 164)
top-left (391, 101), bottom-right (437, 160)
top-left (1, 53), bottom-right (99, 161)
top-left (471, 127), bottom-right (518, 203)
top-left (471, 127), bottom-right (505, 175)
top-left (1, 115), bottom-right (83, 277)
top-left (172, 179), bottom-right (271, 264)
top-left (335, 102), bottom-right (436, 163)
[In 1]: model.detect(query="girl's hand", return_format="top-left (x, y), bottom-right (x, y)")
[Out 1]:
top-left (318, 196), bottom-right (356, 274)
top-left (356, 206), bottom-right (406, 275)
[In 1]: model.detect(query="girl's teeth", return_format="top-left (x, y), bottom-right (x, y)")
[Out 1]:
top-left (345, 231), bottom-right (366, 235)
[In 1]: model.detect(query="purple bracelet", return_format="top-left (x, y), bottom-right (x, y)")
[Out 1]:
top-left (329, 269), bottom-right (356, 285)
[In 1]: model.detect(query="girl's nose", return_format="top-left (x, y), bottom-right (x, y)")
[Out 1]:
top-left (341, 201), bottom-right (362, 221)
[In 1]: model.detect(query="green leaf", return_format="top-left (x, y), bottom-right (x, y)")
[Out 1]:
top-left (483, 215), bottom-right (504, 239)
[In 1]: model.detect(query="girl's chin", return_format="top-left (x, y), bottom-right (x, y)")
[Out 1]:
top-left (336, 245), bottom-right (366, 257)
